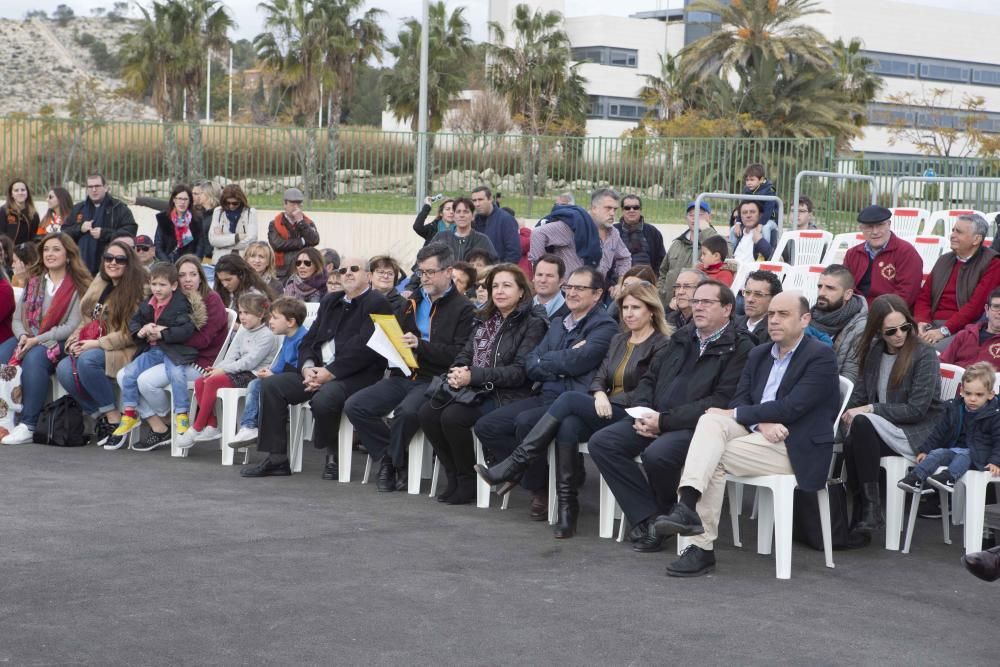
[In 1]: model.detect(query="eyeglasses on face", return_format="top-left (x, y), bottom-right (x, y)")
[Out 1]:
top-left (337, 265), bottom-right (362, 275)
top-left (562, 284), bottom-right (596, 294)
top-left (622, 205), bottom-right (641, 211)
top-left (741, 289), bottom-right (771, 299)
top-left (135, 245), bottom-right (152, 252)
top-left (373, 269), bottom-right (395, 278)
top-left (690, 298), bottom-right (721, 307)
top-left (882, 323), bottom-right (913, 337)
top-left (414, 267), bottom-right (446, 279)
top-left (102, 253), bottom-right (128, 266)
top-left (295, 259), bottom-right (313, 267)
top-left (988, 303), bottom-right (1000, 312)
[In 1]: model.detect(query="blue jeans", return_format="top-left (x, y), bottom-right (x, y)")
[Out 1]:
top-left (0, 337), bottom-right (56, 429)
top-left (239, 378), bottom-right (262, 429)
top-left (913, 447), bottom-right (972, 481)
top-left (55, 348), bottom-right (117, 417)
top-left (119, 348), bottom-right (193, 413)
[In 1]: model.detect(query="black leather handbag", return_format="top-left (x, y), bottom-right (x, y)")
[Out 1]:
top-left (425, 375), bottom-right (492, 409)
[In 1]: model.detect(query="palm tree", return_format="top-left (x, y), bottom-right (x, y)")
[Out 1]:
top-left (831, 37), bottom-right (884, 129)
top-left (679, 0), bottom-right (831, 85)
top-left (637, 52), bottom-right (690, 121)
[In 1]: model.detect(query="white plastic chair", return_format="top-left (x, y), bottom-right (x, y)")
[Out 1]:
top-left (881, 363), bottom-right (960, 550)
top-left (985, 211), bottom-right (1000, 238)
top-left (359, 427), bottom-right (433, 494)
top-left (909, 235), bottom-right (948, 274)
top-left (771, 230), bottom-right (833, 267)
top-left (925, 209), bottom-right (988, 237)
top-left (304, 302), bottom-right (320, 321)
top-left (821, 233), bottom-right (865, 266)
top-left (722, 375), bottom-right (852, 579)
top-left (544, 442), bottom-right (620, 538)
top-left (782, 264), bottom-right (826, 306)
top-left (286, 406), bottom-right (354, 478)
top-left (889, 207), bottom-right (930, 238)
top-left (473, 435), bottom-right (509, 511)
top-left (218, 339), bottom-right (283, 466)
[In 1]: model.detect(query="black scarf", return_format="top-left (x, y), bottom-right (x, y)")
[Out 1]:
top-left (79, 195), bottom-right (110, 273)
top-left (225, 207), bottom-right (243, 233)
top-left (810, 293), bottom-right (864, 337)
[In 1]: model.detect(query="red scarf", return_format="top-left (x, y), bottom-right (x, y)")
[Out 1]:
top-left (22, 274), bottom-right (77, 337)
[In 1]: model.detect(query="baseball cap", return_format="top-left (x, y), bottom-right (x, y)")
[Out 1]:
top-left (686, 200), bottom-right (711, 214)
top-left (135, 235), bottom-right (153, 247)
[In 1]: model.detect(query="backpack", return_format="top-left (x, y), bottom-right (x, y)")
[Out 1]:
top-left (33, 396), bottom-right (87, 447)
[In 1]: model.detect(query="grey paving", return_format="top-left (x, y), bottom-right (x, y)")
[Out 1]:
top-left (0, 442), bottom-right (994, 666)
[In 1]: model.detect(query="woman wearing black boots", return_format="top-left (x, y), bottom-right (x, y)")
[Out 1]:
top-left (417, 264), bottom-right (548, 505)
top-left (475, 281), bottom-right (671, 538)
top-left (841, 294), bottom-right (943, 546)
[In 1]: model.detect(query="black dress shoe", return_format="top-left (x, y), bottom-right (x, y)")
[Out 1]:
top-left (321, 461), bottom-right (338, 480)
top-left (240, 457), bottom-right (291, 478)
top-left (962, 545), bottom-right (1000, 582)
top-left (652, 504), bottom-right (705, 538)
top-left (666, 545), bottom-right (715, 577)
top-left (394, 467), bottom-right (408, 492)
top-left (529, 493), bottom-right (548, 521)
top-left (376, 460), bottom-right (396, 492)
top-left (445, 476), bottom-right (476, 505)
top-left (437, 475), bottom-right (458, 503)
top-left (631, 521), bottom-right (667, 553)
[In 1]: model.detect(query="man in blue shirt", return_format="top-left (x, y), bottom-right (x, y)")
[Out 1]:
top-left (471, 186), bottom-right (521, 264)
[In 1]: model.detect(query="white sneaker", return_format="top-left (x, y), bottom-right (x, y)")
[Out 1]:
top-left (2, 423), bottom-right (34, 445)
top-left (195, 425), bottom-right (221, 442)
top-left (175, 430), bottom-right (198, 450)
top-left (229, 426), bottom-right (258, 448)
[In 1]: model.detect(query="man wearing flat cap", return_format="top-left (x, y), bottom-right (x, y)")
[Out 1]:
top-left (842, 205), bottom-right (923, 308)
top-left (268, 187), bottom-right (320, 281)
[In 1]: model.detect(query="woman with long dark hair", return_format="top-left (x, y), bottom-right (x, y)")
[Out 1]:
top-left (154, 184), bottom-right (204, 262)
top-left (283, 247), bottom-right (328, 303)
top-left (214, 254), bottom-right (277, 310)
top-left (841, 294), bottom-right (943, 545)
top-left (38, 187), bottom-right (74, 236)
top-left (0, 233), bottom-right (92, 444)
top-left (55, 239), bottom-right (147, 444)
top-left (207, 183), bottom-right (257, 262)
top-left (0, 179), bottom-right (39, 245)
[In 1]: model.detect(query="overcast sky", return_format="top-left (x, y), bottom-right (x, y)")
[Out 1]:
top-left (8, 1), bottom-right (1000, 43)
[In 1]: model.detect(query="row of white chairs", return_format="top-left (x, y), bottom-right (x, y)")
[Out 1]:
top-left (888, 207), bottom-right (998, 238)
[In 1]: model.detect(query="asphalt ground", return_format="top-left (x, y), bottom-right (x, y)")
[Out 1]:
top-left (1, 441), bottom-right (995, 666)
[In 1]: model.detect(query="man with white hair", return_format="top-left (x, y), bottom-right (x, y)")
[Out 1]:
top-left (914, 213), bottom-right (1000, 351)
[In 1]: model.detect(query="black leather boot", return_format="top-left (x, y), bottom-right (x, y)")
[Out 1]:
top-left (445, 475), bottom-right (477, 505)
top-left (853, 481), bottom-right (884, 534)
top-left (553, 443), bottom-right (579, 539)
top-left (474, 414), bottom-right (561, 496)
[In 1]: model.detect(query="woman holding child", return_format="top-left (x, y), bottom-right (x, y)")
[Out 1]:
top-left (0, 233), bottom-right (91, 444)
top-left (841, 294), bottom-right (943, 545)
top-left (55, 239), bottom-right (147, 445)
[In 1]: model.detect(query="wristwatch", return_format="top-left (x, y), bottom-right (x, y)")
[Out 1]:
top-left (939, 326), bottom-right (951, 337)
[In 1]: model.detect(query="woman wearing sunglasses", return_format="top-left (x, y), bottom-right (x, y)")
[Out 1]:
top-left (283, 247), bottom-right (328, 303)
top-left (840, 293), bottom-right (944, 546)
top-left (55, 240), bottom-right (146, 445)
top-left (207, 184), bottom-right (257, 263)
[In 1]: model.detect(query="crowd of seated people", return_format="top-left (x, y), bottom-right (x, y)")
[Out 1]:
top-left (2, 170), bottom-right (999, 580)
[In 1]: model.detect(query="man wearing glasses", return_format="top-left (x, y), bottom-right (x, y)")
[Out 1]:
top-left (666, 268), bottom-right (707, 330)
top-left (657, 201), bottom-right (717, 306)
top-left (737, 270), bottom-right (783, 345)
top-left (843, 205), bottom-right (922, 308)
top-left (345, 242), bottom-right (476, 492)
top-left (614, 194), bottom-right (666, 277)
top-left (64, 173), bottom-right (137, 274)
top-left (267, 187), bottom-right (319, 281)
top-left (942, 287), bottom-right (1000, 371)
top-left (474, 266), bottom-right (617, 520)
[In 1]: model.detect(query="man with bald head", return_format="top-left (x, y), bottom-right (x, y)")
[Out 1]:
top-left (652, 291), bottom-right (840, 577)
top-left (242, 257), bottom-right (395, 479)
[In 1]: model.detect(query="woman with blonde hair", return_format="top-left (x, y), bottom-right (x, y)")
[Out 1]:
top-left (243, 241), bottom-right (283, 294)
top-left (0, 233), bottom-right (92, 444)
top-left (476, 281), bottom-right (672, 538)
top-left (208, 183), bottom-right (257, 262)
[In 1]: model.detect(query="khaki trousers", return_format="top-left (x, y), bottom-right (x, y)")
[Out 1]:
top-left (679, 413), bottom-right (794, 550)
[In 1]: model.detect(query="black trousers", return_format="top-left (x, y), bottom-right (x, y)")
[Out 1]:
top-left (844, 414), bottom-right (897, 486)
top-left (344, 375), bottom-right (429, 467)
top-left (473, 396), bottom-right (556, 493)
top-left (417, 399), bottom-right (497, 478)
top-left (588, 418), bottom-right (695, 526)
top-left (258, 371), bottom-right (359, 456)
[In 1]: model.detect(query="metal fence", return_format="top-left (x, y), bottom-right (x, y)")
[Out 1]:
top-left (3, 115), bottom-right (1000, 227)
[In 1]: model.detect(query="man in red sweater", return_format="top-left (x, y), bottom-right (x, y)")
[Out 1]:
top-left (843, 205), bottom-right (923, 309)
top-left (914, 213), bottom-right (1000, 351)
top-left (941, 287), bottom-right (1000, 371)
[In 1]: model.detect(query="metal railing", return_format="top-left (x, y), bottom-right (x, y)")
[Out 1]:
top-left (691, 192), bottom-right (784, 265)
top-left (792, 171), bottom-right (877, 234)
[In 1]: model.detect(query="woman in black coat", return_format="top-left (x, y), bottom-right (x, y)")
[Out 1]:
top-left (412, 196), bottom-right (455, 244)
top-left (417, 264), bottom-right (548, 505)
top-left (154, 184), bottom-right (204, 263)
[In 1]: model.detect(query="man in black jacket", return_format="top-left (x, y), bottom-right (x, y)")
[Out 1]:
top-left (241, 257), bottom-right (393, 478)
top-left (63, 173), bottom-right (138, 274)
top-left (589, 281), bottom-right (755, 551)
top-left (614, 194), bottom-right (666, 276)
top-left (345, 242), bottom-right (476, 492)
top-left (736, 269), bottom-right (781, 344)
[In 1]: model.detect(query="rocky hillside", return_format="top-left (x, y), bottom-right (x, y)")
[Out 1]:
top-left (0, 17), bottom-right (156, 120)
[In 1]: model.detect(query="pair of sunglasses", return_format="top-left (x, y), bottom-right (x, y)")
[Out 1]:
top-left (337, 265), bottom-right (362, 275)
top-left (883, 323), bottom-right (913, 337)
top-left (103, 253), bottom-right (128, 266)
top-left (295, 259), bottom-right (313, 267)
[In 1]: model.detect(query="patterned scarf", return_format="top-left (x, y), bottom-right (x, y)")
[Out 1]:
top-left (471, 312), bottom-right (504, 368)
top-left (19, 274), bottom-right (77, 364)
top-left (171, 209), bottom-right (194, 249)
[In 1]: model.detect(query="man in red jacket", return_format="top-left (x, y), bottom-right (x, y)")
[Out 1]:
top-left (914, 213), bottom-right (1000, 351)
top-left (941, 287), bottom-right (1000, 371)
top-left (843, 205), bottom-right (922, 308)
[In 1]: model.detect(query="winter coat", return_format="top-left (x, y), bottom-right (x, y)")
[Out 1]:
top-left (697, 260), bottom-right (738, 287)
top-left (916, 396), bottom-right (1000, 469)
top-left (614, 217), bottom-right (666, 276)
top-left (298, 288), bottom-right (392, 385)
top-left (524, 305), bottom-right (618, 396)
top-left (589, 330), bottom-right (670, 407)
top-left (473, 205), bottom-right (521, 264)
top-left (0, 204), bottom-right (39, 245)
top-left (452, 301), bottom-right (549, 405)
top-left (632, 321), bottom-right (756, 432)
top-left (843, 233), bottom-right (923, 308)
top-left (208, 206), bottom-right (258, 262)
top-left (267, 213), bottom-right (320, 279)
top-left (914, 246), bottom-right (1000, 333)
top-left (430, 228), bottom-right (498, 263)
top-left (412, 204), bottom-right (452, 244)
top-left (65, 275), bottom-right (145, 377)
top-left (63, 195), bottom-right (138, 274)
top-left (657, 226), bottom-right (719, 304)
top-left (808, 293), bottom-right (869, 384)
top-left (941, 321), bottom-right (1000, 370)
top-left (736, 315), bottom-right (769, 345)
top-left (129, 290), bottom-right (207, 365)
top-left (184, 290), bottom-right (229, 369)
top-left (399, 286), bottom-right (477, 380)
top-left (154, 210), bottom-right (204, 263)
top-left (847, 338), bottom-right (944, 447)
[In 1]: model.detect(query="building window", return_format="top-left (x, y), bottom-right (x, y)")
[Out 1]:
top-left (588, 96), bottom-right (650, 121)
top-left (571, 46), bottom-right (638, 68)
top-left (868, 102), bottom-right (1000, 134)
top-left (863, 50), bottom-right (1000, 88)
top-left (919, 63), bottom-right (969, 83)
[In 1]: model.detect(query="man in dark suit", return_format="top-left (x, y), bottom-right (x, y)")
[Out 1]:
top-left (735, 269), bottom-right (781, 345)
top-left (653, 291), bottom-right (839, 577)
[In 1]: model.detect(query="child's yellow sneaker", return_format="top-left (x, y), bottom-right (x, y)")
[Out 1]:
top-left (112, 415), bottom-right (141, 437)
top-left (175, 413), bottom-right (190, 435)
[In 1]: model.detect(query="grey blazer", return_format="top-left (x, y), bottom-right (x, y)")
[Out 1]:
top-left (848, 339), bottom-right (944, 446)
top-left (589, 330), bottom-right (669, 407)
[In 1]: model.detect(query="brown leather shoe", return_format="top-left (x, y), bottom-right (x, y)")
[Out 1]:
top-left (530, 492), bottom-right (548, 521)
top-left (962, 545), bottom-right (1000, 582)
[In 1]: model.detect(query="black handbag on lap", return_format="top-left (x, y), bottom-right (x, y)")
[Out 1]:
top-left (425, 375), bottom-right (491, 409)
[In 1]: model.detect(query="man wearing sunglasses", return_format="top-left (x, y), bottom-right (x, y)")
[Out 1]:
top-left (132, 234), bottom-right (156, 269)
top-left (267, 187), bottom-right (319, 281)
top-left (614, 194), bottom-right (665, 277)
top-left (345, 242), bottom-right (476, 492)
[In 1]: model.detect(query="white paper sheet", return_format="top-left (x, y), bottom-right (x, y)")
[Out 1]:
top-left (367, 326), bottom-right (410, 373)
top-left (625, 406), bottom-right (658, 419)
